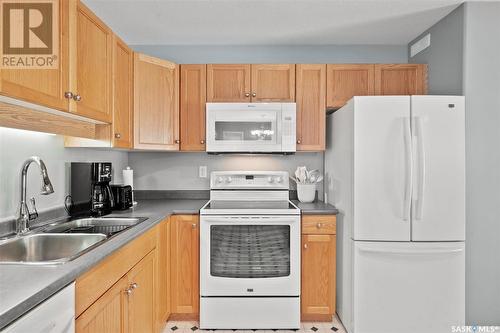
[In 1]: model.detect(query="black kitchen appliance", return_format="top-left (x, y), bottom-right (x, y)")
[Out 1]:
top-left (110, 184), bottom-right (133, 210)
top-left (70, 162), bottom-right (114, 216)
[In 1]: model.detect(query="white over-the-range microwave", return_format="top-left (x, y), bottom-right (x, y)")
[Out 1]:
top-left (206, 103), bottom-right (296, 153)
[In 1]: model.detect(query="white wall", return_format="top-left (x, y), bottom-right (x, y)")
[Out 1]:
top-left (129, 152), bottom-right (323, 197)
top-left (408, 5), bottom-right (464, 95)
top-left (0, 128), bottom-right (128, 221)
top-left (462, 2), bottom-right (500, 324)
top-left (131, 45), bottom-right (408, 64)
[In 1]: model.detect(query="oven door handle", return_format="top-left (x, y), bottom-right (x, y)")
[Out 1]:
top-left (201, 216), bottom-right (299, 223)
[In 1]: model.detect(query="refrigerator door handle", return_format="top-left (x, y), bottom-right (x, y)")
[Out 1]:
top-left (414, 116), bottom-right (426, 220)
top-left (358, 247), bottom-right (464, 255)
top-left (403, 117), bottom-right (413, 221)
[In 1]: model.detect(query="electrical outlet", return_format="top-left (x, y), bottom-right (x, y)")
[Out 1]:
top-left (199, 166), bottom-right (207, 178)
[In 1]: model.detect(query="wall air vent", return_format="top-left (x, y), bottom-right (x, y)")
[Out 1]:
top-left (410, 33), bottom-right (431, 57)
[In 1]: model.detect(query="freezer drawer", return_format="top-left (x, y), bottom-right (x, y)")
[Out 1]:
top-left (353, 241), bottom-right (465, 333)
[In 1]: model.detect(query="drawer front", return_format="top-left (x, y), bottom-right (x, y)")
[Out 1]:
top-left (302, 215), bottom-right (336, 234)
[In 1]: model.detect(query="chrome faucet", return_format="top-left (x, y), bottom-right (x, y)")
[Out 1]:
top-left (16, 156), bottom-right (54, 235)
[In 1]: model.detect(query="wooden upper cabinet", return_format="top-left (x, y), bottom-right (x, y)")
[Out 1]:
top-left (207, 64), bottom-right (251, 102)
top-left (134, 53), bottom-right (179, 150)
top-left (0, 0), bottom-right (70, 112)
top-left (71, 0), bottom-right (113, 122)
top-left (76, 274), bottom-right (128, 333)
top-left (375, 64), bottom-right (428, 95)
top-left (326, 64), bottom-right (375, 109)
top-left (296, 64), bottom-right (326, 151)
top-left (127, 251), bottom-right (156, 333)
top-left (112, 35), bottom-right (133, 148)
top-left (171, 215), bottom-right (199, 316)
top-left (251, 64), bottom-right (295, 102)
top-left (180, 65), bottom-right (207, 151)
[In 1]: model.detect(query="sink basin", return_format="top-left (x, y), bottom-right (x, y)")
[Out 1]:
top-left (0, 233), bottom-right (106, 264)
top-left (43, 217), bottom-right (148, 237)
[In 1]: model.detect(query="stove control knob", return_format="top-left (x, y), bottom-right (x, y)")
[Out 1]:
top-left (275, 176), bottom-right (283, 183)
top-left (217, 177), bottom-right (224, 183)
top-left (267, 176), bottom-right (274, 183)
top-left (226, 176), bottom-right (232, 183)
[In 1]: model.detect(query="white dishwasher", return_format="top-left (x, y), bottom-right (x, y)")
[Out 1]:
top-left (2, 283), bottom-right (75, 333)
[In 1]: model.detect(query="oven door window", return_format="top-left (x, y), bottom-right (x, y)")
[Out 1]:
top-left (210, 225), bottom-right (290, 278)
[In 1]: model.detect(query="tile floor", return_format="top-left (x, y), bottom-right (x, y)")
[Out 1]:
top-left (163, 315), bottom-right (347, 333)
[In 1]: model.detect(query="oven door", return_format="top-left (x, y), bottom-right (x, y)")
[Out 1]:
top-left (200, 215), bottom-right (300, 296)
top-left (206, 108), bottom-right (282, 152)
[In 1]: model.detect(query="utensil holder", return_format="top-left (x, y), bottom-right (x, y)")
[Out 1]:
top-left (297, 183), bottom-right (316, 203)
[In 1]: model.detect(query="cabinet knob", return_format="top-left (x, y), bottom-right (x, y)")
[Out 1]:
top-left (114, 133), bottom-right (121, 139)
top-left (245, 93), bottom-right (250, 97)
top-left (297, 139), bottom-right (301, 144)
top-left (304, 243), bottom-right (308, 249)
top-left (252, 93), bottom-right (256, 97)
top-left (200, 140), bottom-right (205, 144)
top-left (317, 223), bottom-right (323, 229)
top-left (125, 288), bottom-right (133, 295)
top-left (192, 223), bottom-right (197, 229)
top-left (175, 139), bottom-right (180, 144)
top-left (73, 94), bottom-right (82, 102)
top-left (130, 282), bottom-right (138, 289)
top-left (64, 91), bottom-right (73, 99)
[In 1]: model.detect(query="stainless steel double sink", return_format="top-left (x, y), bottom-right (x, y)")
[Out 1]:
top-left (0, 217), bottom-right (148, 265)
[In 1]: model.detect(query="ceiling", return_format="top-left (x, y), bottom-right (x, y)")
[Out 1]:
top-left (84, 0), bottom-right (465, 45)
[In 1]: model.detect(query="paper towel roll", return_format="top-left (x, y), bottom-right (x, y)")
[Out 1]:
top-left (123, 167), bottom-right (137, 205)
top-left (123, 167), bottom-right (134, 188)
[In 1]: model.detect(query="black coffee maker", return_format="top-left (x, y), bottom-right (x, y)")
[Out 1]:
top-left (70, 162), bottom-right (115, 216)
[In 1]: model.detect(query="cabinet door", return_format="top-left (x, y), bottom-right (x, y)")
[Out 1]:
top-left (374, 64), bottom-right (427, 95)
top-left (76, 276), bottom-right (128, 333)
top-left (296, 64), bottom-right (326, 151)
top-left (157, 219), bottom-right (171, 329)
top-left (301, 234), bottom-right (336, 321)
top-left (326, 64), bottom-right (374, 109)
top-left (171, 215), bottom-right (199, 315)
top-left (134, 53), bottom-right (179, 150)
top-left (180, 65), bottom-right (207, 151)
top-left (0, 0), bottom-right (70, 111)
top-left (112, 35), bottom-right (133, 148)
top-left (72, 0), bottom-right (113, 122)
top-left (251, 64), bottom-right (295, 102)
top-left (207, 64), bottom-right (251, 102)
top-left (127, 251), bottom-right (156, 333)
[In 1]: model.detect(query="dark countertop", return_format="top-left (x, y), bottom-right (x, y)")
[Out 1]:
top-left (0, 197), bottom-right (337, 329)
top-left (0, 199), bottom-right (206, 330)
top-left (292, 200), bottom-right (339, 215)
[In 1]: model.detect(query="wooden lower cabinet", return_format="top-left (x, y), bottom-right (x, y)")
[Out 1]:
top-left (75, 219), bottom-right (169, 333)
top-left (301, 215), bottom-right (337, 321)
top-left (127, 251), bottom-right (156, 333)
top-left (157, 217), bottom-right (172, 329)
top-left (76, 251), bottom-right (156, 333)
top-left (170, 215), bottom-right (200, 317)
top-left (76, 275), bottom-right (128, 333)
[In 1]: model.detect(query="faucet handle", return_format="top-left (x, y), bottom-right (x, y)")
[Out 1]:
top-left (29, 197), bottom-right (39, 221)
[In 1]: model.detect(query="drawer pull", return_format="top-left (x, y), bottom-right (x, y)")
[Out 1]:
top-left (304, 243), bottom-right (308, 249)
top-left (316, 223), bottom-right (323, 228)
top-left (192, 223), bottom-right (197, 229)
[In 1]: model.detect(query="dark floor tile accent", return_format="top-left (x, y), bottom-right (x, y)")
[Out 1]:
top-left (311, 327), bottom-right (318, 332)
top-left (191, 326), bottom-right (198, 331)
top-left (171, 326), bottom-right (178, 331)
top-left (331, 327), bottom-right (338, 332)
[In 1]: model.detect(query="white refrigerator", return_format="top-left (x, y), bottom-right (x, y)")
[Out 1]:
top-left (325, 96), bottom-right (465, 333)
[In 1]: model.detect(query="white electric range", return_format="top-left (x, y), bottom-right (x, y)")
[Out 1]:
top-left (199, 171), bottom-right (301, 330)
